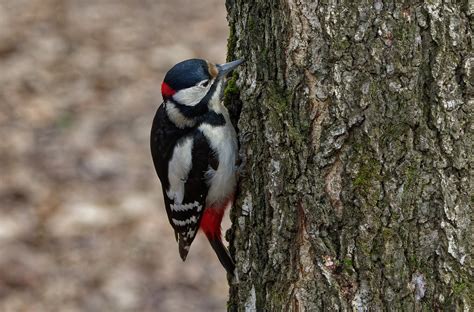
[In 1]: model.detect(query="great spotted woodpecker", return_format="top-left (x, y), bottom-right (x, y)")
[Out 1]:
top-left (150, 58), bottom-right (243, 275)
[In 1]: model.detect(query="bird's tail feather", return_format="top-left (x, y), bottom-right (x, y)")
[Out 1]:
top-left (208, 237), bottom-right (235, 276)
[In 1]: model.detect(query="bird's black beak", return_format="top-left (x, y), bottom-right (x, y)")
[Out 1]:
top-left (217, 59), bottom-right (245, 78)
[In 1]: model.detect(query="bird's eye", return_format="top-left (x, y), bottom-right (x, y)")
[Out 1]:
top-left (199, 80), bottom-right (210, 87)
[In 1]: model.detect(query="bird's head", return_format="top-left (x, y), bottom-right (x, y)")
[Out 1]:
top-left (161, 58), bottom-right (244, 128)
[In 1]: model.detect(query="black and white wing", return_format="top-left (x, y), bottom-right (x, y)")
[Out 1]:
top-left (151, 110), bottom-right (216, 260)
top-left (166, 131), bottom-right (216, 259)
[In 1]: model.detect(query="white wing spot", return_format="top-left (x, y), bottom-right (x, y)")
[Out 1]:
top-left (170, 201), bottom-right (201, 212)
top-left (166, 137), bottom-right (194, 204)
top-left (172, 216), bottom-right (198, 226)
top-left (186, 228), bottom-right (196, 238)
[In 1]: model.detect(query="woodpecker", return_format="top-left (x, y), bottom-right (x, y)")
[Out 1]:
top-left (150, 58), bottom-right (244, 275)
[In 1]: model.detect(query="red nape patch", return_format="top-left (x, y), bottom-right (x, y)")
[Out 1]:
top-left (200, 198), bottom-right (233, 240)
top-left (161, 82), bottom-right (176, 99)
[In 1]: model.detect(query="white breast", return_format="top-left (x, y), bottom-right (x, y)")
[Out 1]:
top-left (199, 119), bottom-right (238, 206)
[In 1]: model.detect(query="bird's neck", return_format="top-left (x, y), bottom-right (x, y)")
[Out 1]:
top-left (164, 101), bottom-right (229, 129)
top-left (164, 101), bottom-right (198, 129)
top-left (205, 81), bottom-right (232, 124)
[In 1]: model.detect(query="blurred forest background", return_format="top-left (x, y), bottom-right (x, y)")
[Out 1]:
top-left (0, 0), bottom-right (230, 311)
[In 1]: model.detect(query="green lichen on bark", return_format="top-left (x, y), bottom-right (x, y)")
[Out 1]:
top-left (224, 72), bottom-right (240, 98)
top-left (226, 0), bottom-right (472, 311)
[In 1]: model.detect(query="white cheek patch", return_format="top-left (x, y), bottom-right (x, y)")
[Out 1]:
top-left (173, 84), bottom-right (211, 106)
top-left (166, 137), bottom-right (194, 204)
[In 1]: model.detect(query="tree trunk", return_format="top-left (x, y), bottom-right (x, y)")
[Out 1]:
top-left (225, 0), bottom-right (472, 310)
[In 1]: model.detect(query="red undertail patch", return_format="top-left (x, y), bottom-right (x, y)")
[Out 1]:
top-left (200, 197), bottom-right (233, 240)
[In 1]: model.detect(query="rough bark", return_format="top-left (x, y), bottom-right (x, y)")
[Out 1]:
top-left (224, 0), bottom-right (472, 311)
